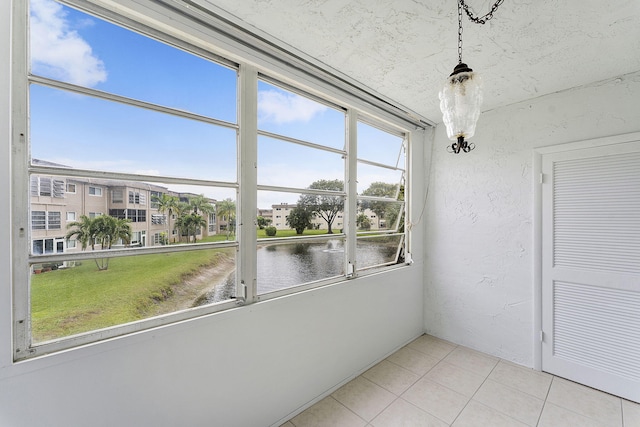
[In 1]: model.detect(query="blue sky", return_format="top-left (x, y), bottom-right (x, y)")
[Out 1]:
top-left (29, 0), bottom-right (404, 208)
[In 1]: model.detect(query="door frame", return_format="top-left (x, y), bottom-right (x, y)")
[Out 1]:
top-left (532, 131), bottom-right (640, 371)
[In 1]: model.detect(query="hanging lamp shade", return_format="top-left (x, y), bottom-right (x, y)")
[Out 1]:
top-left (439, 63), bottom-right (483, 143)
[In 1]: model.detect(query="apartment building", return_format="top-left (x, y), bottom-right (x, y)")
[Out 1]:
top-left (270, 203), bottom-right (383, 231)
top-left (30, 170), bottom-right (219, 256)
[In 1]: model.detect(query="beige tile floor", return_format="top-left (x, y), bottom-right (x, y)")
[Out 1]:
top-left (281, 335), bottom-right (640, 427)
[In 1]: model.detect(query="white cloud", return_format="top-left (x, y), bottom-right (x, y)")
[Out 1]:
top-left (30, 0), bottom-right (107, 87)
top-left (258, 89), bottom-right (327, 124)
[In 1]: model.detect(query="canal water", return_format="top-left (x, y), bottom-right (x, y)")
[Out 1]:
top-left (198, 239), bottom-right (400, 305)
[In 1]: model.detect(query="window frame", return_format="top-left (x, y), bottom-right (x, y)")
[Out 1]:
top-left (12, 0), bottom-right (423, 361)
top-left (88, 186), bottom-right (102, 196)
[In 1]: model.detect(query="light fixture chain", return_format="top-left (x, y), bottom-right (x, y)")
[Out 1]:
top-left (459, 0), bottom-right (505, 25)
top-left (457, 0), bottom-right (463, 63)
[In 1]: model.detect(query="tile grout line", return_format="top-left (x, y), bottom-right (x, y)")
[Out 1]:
top-left (534, 375), bottom-right (555, 427)
top-left (448, 353), bottom-right (502, 426)
top-left (330, 395), bottom-right (368, 426)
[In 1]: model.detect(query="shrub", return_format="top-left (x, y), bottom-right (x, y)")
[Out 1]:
top-left (265, 226), bottom-right (277, 236)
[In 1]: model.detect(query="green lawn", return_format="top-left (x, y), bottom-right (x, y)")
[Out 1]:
top-left (30, 228), bottom-right (333, 342)
top-left (31, 248), bottom-right (231, 342)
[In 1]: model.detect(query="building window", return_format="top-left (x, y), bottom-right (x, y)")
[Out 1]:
top-left (32, 238), bottom-right (64, 255)
top-left (31, 211), bottom-right (46, 230)
top-left (47, 212), bottom-right (61, 230)
top-left (66, 211), bottom-right (76, 221)
top-left (66, 183), bottom-right (76, 193)
top-left (88, 186), bottom-right (102, 196)
top-left (111, 189), bottom-right (123, 203)
top-left (150, 191), bottom-right (161, 209)
top-left (67, 239), bottom-right (77, 249)
top-left (15, 0), bottom-right (414, 360)
top-left (31, 211), bottom-right (61, 230)
top-left (30, 176), bottom-right (65, 197)
top-left (151, 214), bottom-right (166, 225)
top-left (208, 212), bottom-right (216, 232)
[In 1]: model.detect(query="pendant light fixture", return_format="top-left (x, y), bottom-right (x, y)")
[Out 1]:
top-left (439, 0), bottom-right (505, 153)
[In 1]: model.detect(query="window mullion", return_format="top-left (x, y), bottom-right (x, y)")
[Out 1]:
top-left (345, 110), bottom-right (358, 277)
top-left (237, 64), bottom-right (258, 304)
top-left (12, 0), bottom-right (32, 359)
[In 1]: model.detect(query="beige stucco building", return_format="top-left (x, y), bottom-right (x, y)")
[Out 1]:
top-left (30, 171), bottom-right (220, 256)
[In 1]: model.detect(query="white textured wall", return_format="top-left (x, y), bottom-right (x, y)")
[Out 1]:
top-left (424, 71), bottom-right (640, 366)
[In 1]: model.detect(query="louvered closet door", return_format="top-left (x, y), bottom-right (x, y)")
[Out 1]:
top-left (541, 138), bottom-right (640, 403)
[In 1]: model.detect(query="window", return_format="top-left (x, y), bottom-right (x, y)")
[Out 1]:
top-left (356, 121), bottom-right (407, 271)
top-left (150, 191), bottom-right (161, 209)
top-left (112, 189), bottom-right (123, 203)
top-left (151, 214), bottom-right (166, 225)
top-left (31, 211), bottom-right (45, 230)
top-left (30, 176), bottom-right (65, 197)
top-left (47, 212), bottom-right (61, 230)
top-left (129, 191), bottom-right (147, 205)
top-left (89, 186), bottom-right (102, 196)
top-left (14, 0), bottom-right (417, 360)
top-left (31, 211), bottom-right (61, 230)
top-left (32, 238), bottom-right (65, 255)
top-left (208, 212), bottom-right (216, 232)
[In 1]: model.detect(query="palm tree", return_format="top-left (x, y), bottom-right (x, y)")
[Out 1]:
top-left (216, 198), bottom-right (236, 240)
top-left (189, 194), bottom-right (214, 216)
top-left (91, 216), bottom-right (132, 270)
top-left (65, 215), bottom-right (94, 250)
top-left (185, 213), bottom-right (207, 243)
top-left (65, 215), bottom-right (132, 270)
top-left (173, 201), bottom-right (192, 242)
top-left (153, 193), bottom-right (179, 242)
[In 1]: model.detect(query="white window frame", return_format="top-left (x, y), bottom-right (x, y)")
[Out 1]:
top-left (12, 0), bottom-right (424, 360)
top-left (88, 186), bottom-right (102, 196)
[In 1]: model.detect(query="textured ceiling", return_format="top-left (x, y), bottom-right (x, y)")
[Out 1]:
top-left (204, 0), bottom-right (640, 124)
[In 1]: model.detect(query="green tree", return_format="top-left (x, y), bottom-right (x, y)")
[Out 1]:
top-left (153, 193), bottom-right (179, 242)
top-left (65, 215), bottom-right (132, 270)
top-left (256, 216), bottom-right (271, 229)
top-left (65, 215), bottom-right (95, 250)
top-left (356, 213), bottom-right (371, 230)
top-left (180, 212), bottom-right (207, 243)
top-left (286, 206), bottom-right (314, 234)
top-left (92, 215), bottom-right (132, 248)
top-left (216, 198), bottom-right (236, 240)
top-left (173, 201), bottom-right (192, 242)
top-left (297, 179), bottom-right (344, 234)
top-left (189, 194), bottom-right (215, 216)
top-left (360, 182), bottom-right (398, 228)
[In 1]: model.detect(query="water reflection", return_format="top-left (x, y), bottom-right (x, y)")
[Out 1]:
top-left (198, 239), bottom-right (400, 305)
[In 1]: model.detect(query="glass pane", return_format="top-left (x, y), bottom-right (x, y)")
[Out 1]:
top-left (357, 121), bottom-right (404, 166)
top-left (258, 135), bottom-right (344, 187)
top-left (258, 80), bottom-right (345, 150)
top-left (30, 84), bottom-right (237, 181)
top-left (30, 0), bottom-right (237, 122)
top-left (357, 199), bottom-right (404, 231)
top-left (357, 163), bottom-right (403, 195)
top-left (356, 235), bottom-right (404, 271)
top-left (258, 190), bottom-right (345, 236)
top-left (30, 249), bottom-right (236, 343)
top-left (257, 240), bottom-right (345, 295)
